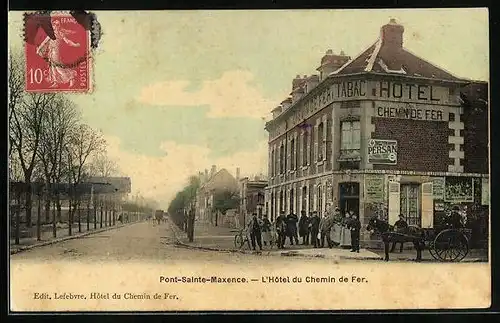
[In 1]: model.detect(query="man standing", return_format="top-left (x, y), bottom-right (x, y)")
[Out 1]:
top-left (249, 213), bottom-right (263, 251)
top-left (319, 209), bottom-right (335, 248)
top-left (261, 214), bottom-right (272, 247)
top-left (275, 211), bottom-right (287, 249)
top-left (286, 211), bottom-right (299, 246)
top-left (349, 213), bottom-right (361, 253)
top-left (298, 210), bottom-right (310, 245)
top-left (309, 211), bottom-right (320, 248)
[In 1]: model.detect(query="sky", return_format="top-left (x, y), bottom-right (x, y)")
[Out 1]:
top-left (8, 9), bottom-right (489, 209)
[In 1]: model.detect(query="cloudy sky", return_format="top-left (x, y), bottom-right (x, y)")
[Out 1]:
top-left (8, 9), bottom-right (489, 208)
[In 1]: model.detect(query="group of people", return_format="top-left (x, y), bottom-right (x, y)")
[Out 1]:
top-left (245, 203), bottom-right (362, 253)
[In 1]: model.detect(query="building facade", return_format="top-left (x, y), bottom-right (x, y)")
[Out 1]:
top-left (196, 165), bottom-right (239, 225)
top-left (264, 19), bottom-right (489, 246)
top-left (239, 176), bottom-right (267, 227)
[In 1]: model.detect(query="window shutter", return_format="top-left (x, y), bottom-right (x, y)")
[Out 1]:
top-left (314, 124), bottom-right (319, 163)
top-left (300, 132), bottom-right (304, 167)
top-left (421, 182), bottom-right (434, 228)
top-left (323, 119), bottom-right (327, 161)
top-left (295, 134), bottom-right (299, 170)
top-left (287, 138), bottom-right (291, 173)
top-left (313, 185), bottom-right (317, 211)
top-left (388, 181), bottom-right (400, 225)
top-left (307, 130), bottom-right (311, 165)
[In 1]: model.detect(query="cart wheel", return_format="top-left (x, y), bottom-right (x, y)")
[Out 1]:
top-left (428, 241), bottom-right (439, 260)
top-left (234, 233), bottom-right (245, 249)
top-left (433, 229), bottom-right (469, 262)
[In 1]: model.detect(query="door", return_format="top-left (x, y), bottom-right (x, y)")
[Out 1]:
top-left (339, 182), bottom-right (360, 216)
top-left (400, 184), bottom-right (421, 226)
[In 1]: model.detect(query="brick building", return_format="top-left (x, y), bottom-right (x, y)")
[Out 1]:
top-left (264, 19), bottom-right (489, 246)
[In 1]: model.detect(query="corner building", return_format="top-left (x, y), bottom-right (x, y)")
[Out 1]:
top-left (264, 19), bottom-right (489, 247)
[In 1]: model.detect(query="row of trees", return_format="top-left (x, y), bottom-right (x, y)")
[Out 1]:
top-left (8, 50), bottom-right (124, 241)
top-left (168, 176), bottom-right (200, 228)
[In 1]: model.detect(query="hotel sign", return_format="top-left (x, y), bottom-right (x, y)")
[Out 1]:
top-left (375, 102), bottom-right (447, 121)
top-left (367, 139), bottom-right (397, 165)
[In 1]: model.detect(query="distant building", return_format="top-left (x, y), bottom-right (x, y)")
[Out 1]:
top-left (239, 175), bottom-right (268, 226)
top-left (264, 19), bottom-right (489, 247)
top-left (196, 165), bottom-right (239, 226)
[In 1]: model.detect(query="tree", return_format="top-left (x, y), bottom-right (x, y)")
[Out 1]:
top-left (8, 51), bottom-right (24, 158)
top-left (10, 90), bottom-right (56, 227)
top-left (38, 95), bottom-right (79, 228)
top-left (66, 124), bottom-right (105, 235)
top-left (212, 190), bottom-right (240, 215)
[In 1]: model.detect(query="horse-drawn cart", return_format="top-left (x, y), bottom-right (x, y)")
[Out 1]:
top-left (367, 217), bottom-right (471, 262)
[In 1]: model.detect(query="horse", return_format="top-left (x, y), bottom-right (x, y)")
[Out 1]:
top-left (366, 216), bottom-right (425, 262)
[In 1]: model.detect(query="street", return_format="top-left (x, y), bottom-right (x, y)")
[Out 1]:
top-left (10, 220), bottom-right (487, 264)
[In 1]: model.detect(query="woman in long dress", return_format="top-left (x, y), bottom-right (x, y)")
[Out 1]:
top-left (36, 20), bottom-right (81, 88)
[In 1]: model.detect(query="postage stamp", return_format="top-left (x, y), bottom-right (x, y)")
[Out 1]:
top-left (24, 12), bottom-right (91, 93)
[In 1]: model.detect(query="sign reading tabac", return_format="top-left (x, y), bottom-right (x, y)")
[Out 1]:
top-left (367, 139), bottom-right (397, 165)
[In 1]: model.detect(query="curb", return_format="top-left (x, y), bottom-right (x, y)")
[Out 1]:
top-left (10, 221), bottom-right (142, 255)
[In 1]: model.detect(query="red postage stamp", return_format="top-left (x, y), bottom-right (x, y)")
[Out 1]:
top-left (24, 12), bottom-right (91, 93)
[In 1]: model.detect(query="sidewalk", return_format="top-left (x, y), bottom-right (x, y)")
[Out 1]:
top-left (168, 219), bottom-right (381, 261)
top-left (9, 221), bottom-right (139, 255)
top-left (367, 248), bottom-right (488, 263)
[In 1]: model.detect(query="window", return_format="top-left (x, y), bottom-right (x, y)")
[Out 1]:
top-left (310, 127), bottom-right (314, 165)
top-left (400, 184), bottom-right (420, 226)
top-left (302, 132), bottom-right (308, 166)
top-left (279, 190), bottom-right (284, 213)
top-left (317, 185), bottom-right (323, 216)
top-left (295, 137), bottom-right (299, 170)
top-left (271, 148), bottom-right (275, 177)
top-left (289, 188), bottom-right (294, 214)
top-left (279, 143), bottom-right (285, 174)
top-left (302, 186), bottom-right (307, 214)
top-left (270, 192), bottom-right (274, 220)
top-left (341, 121), bottom-right (361, 151)
top-left (290, 138), bottom-right (295, 170)
top-left (308, 184), bottom-right (314, 213)
top-left (318, 122), bottom-right (324, 161)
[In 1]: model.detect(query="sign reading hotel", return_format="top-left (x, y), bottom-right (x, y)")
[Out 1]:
top-left (367, 139), bottom-right (397, 165)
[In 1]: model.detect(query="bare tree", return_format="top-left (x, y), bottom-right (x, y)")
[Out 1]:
top-left (8, 51), bottom-right (25, 158)
top-left (66, 124), bottom-right (105, 235)
top-left (88, 151), bottom-right (118, 177)
top-left (37, 95), bottom-right (79, 232)
top-left (10, 90), bottom-right (56, 228)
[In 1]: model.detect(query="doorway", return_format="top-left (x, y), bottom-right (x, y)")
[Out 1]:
top-left (400, 184), bottom-right (421, 226)
top-left (338, 182), bottom-right (360, 216)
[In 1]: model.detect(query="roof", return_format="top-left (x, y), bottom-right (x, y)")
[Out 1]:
top-left (332, 38), bottom-right (462, 81)
top-left (200, 168), bottom-right (238, 192)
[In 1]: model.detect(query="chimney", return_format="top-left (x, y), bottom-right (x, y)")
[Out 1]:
top-left (305, 75), bottom-right (320, 93)
top-left (236, 167), bottom-right (240, 181)
top-left (272, 105), bottom-right (283, 118)
top-left (379, 18), bottom-right (405, 70)
top-left (281, 97), bottom-right (292, 110)
top-left (210, 165), bottom-right (216, 178)
top-left (380, 18), bottom-right (404, 49)
top-left (292, 75), bottom-right (303, 90)
top-left (317, 49), bottom-right (350, 81)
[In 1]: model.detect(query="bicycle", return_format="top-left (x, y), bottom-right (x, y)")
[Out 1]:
top-left (234, 227), bottom-right (250, 249)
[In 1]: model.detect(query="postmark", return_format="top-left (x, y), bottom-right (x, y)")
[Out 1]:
top-left (24, 11), bottom-right (95, 93)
